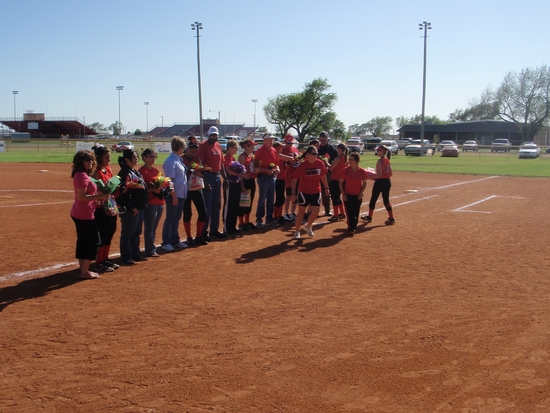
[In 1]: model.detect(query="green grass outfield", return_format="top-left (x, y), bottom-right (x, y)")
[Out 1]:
top-left (1, 149), bottom-right (549, 178)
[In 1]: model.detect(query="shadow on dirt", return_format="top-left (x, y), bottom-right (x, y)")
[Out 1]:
top-left (234, 223), bottom-right (385, 263)
top-left (0, 269), bottom-right (81, 312)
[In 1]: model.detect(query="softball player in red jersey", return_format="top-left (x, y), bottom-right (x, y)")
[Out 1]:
top-left (290, 146), bottom-right (328, 239)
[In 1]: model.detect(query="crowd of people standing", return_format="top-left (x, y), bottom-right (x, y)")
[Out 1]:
top-left (69, 129), bottom-right (394, 279)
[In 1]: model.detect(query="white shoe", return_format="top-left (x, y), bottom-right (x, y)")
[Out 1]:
top-left (304, 225), bottom-right (314, 237)
top-left (163, 244), bottom-right (174, 252)
top-left (175, 241), bottom-right (188, 249)
top-left (284, 214), bottom-right (294, 221)
top-left (293, 231), bottom-right (301, 239)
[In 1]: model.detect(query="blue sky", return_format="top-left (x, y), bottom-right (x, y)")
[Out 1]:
top-left (2, 0), bottom-right (548, 134)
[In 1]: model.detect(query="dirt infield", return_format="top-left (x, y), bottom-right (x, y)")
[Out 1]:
top-left (1, 162), bottom-right (549, 413)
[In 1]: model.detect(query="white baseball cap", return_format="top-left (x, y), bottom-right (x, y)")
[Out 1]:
top-left (207, 126), bottom-right (219, 136)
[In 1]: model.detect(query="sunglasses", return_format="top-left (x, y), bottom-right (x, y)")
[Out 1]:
top-left (84, 157), bottom-right (94, 162)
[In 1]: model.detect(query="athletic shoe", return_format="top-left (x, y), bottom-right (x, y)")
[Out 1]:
top-left (121, 259), bottom-right (136, 265)
top-left (80, 271), bottom-right (100, 279)
top-left (325, 211), bottom-right (333, 217)
top-left (163, 244), bottom-right (175, 252)
top-left (195, 237), bottom-right (209, 245)
top-left (283, 214), bottom-right (294, 221)
top-left (210, 231), bottom-right (227, 239)
top-left (148, 251), bottom-right (160, 258)
top-left (175, 241), bottom-right (188, 249)
top-left (304, 225), bottom-right (314, 237)
top-left (290, 212), bottom-right (297, 220)
top-left (338, 214), bottom-right (346, 220)
top-left (186, 237), bottom-right (196, 245)
top-left (95, 263), bottom-right (114, 273)
top-left (247, 223), bottom-right (256, 229)
top-left (328, 215), bottom-right (339, 222)
top-left (256, 221), bottom-right (265, 228)
top-left (134, 255), bottom-right (148, 262)
top-left (266, 220), bottom-right (279, 227)
top-left (361, 215), bottom-right (372, 223)
top-left (385, 218), bottom-right (395, 225)
top-left (293, 231), bottom-right (301, 239)
top-left (239, 224), bottom-right (249, 232)
top-left (103, 260), bottom-right (120, 270)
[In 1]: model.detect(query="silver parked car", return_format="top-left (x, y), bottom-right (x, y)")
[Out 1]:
top-left (378, 139), bottom-right (399, 155)
top-left (518, 143), bottom-right (541, 158)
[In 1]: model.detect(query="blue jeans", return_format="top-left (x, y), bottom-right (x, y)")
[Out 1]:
top-left (202, 173), bottom-right (221, 236)
top-left (144, 203), bottom-right (164, 254)
top-left (119, 208), bottom-right (145, 262)
top-left (256, 174), bottom-right (276, 223)
top-left (162, 194), bottom-right (185, 246)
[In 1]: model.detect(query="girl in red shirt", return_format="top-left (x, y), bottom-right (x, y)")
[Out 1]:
top-left (92, 145), bottom-right (120, 272)
top-left (290, 146), bottom-right (329, 239)
top-left (139, 148), bottom-right (165, 257)
top-left (237, 139), bottom-right (256, 230)
top-left (338, 153), bottom-right (368, 234)
top-left (362, 145), bottom-right (394, 225)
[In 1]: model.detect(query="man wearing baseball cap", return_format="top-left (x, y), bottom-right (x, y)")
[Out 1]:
top-left (318, 131), bottom-right (338, 216)
top-left (197, 126), bottom-right (225, 239)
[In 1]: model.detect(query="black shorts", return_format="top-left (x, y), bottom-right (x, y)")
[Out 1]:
top-left (297, 192), bottom-right (321, 207)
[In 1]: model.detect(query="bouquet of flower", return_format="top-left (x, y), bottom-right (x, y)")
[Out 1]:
top-left (228, 161), bottom-right (246, 183)
top-left (151, 173), bottom-right (172, 189)
top-left (126, 175), bottom-right (145, 189)
top-left (268, 163), bottom-right (276, 169)
top-left (91, 176), bottom-right (121, 194)
top-left (365, 167), bottom-right (376, 179)
top-left (90, 176), bottom-right (123, 216)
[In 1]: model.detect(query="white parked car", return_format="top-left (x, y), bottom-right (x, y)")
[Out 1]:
top-left (113, 141), bottom-right (134, 152)
top-left (437, 140), bottom-right (456, 151)
top-left (462, 140), bottom-right (479, 151)
top-left (518, 143), bottom-right (541, 159)
top-left (346, 137), bottom-right (363, 154)
top-left (378, 139), bottom-right (399, 155)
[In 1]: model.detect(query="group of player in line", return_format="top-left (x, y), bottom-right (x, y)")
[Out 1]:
top-left (69, 127), bottom-right (394, 279)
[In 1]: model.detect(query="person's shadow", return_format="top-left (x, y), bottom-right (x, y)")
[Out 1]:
top-left (0, 269), bottom-right (81, 312)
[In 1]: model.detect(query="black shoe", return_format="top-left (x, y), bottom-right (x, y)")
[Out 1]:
top-left (195, 237), bottom-right (209, 245)
top-left (361, 215), bottom-right (372, 223)
top-left (134, 255), bottom-right (148, 262)
top-left (211, 231), bottom-right (227, 239)
top-left (186, 237), bottom-right (196, 245)
top-left (239, 224), bottom-right (249, 232)
top-left (226, 228), bottom-right (240, 235)
top-left (247, 223), bottom-right (257, 229)
top-left (328, 215), bottom-right (339, 222)
top-left (338, 214), bottom-right (346, 220)
top-left (385, 218), bottom-right (395, 225)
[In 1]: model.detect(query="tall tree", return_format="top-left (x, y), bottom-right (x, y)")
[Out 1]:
top-left (364, 116), bottom-right (393, 137)
top-left (264, 78), bottom-right (338, 142)
top-left (496, 65), bottom-right (550, 141)
top-left (449, 88), bottom-right (499, 122)
top-left (108, 121), bottom-right (123, 136)
top-left (88, 122), bottom-right (105, 132)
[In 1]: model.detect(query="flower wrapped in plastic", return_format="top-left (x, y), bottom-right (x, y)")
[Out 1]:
top-left (228, 161), bottom-right (246, 183)
top-left (126, 175), bottom-right (145, 189)
top-left (91, 176), bottom-right (121, 194)
top-left (151, 173), bottom-right (172, 189)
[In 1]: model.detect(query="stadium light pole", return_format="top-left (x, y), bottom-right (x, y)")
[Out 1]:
top-left (13, 91), bottom-right (18, 120)
top-left (191, 22), bottom-right (204, 139)
top-left (252, 99), bottom-right (258, 130)
top-left (144, 102), bottom-right (149, 133)
top-left (116, 86), bottom-right (124, 135)
top-left (161, 115), bottom-right (164, 138)
top-left (419, 21), bottom-right (431, 155)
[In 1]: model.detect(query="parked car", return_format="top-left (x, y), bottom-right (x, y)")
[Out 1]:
top-left (346, 137), bottom-right (364, 154)
top-left (437, 140), bottom-right (456, 151)
top-left (218, 138), bottom-right (228, 153)
top-left (404, 139), bottom-right (436, 156)
top-left (364, 137), bottom-right (382, 150)
top-left (491, 138), bottom-right (511, 152)
top-left (518, 142), bottom-right (541, 159)
top-left (441, 144), bottom-right (459, 157)
top-left (113, 141), bottom-right (134, 152)
top-left (462, 140), bottom-right (479, 151)
top-left (378, 139), bottom-right (399, 155)
top-left (397, 138), bottom-right (412, 150)
top-left (329, 139), bottom-right (342, 147)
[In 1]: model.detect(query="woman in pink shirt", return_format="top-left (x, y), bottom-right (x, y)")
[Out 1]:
top-left (70, 150), bottom-right (110, 279)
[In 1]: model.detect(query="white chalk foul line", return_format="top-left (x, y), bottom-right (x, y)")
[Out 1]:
top-left (0, 201), bottom-right (72, 209)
